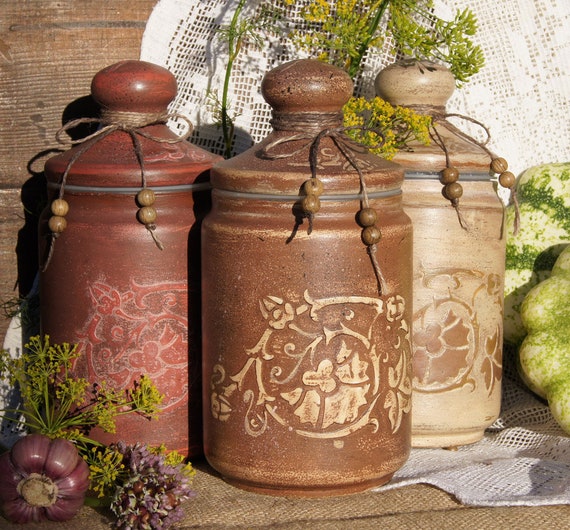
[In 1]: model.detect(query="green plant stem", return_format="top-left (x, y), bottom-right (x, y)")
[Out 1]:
top-left (349, 0), bottom-right (391, 78)
top-left (221, 0), bottom-right (246, 159)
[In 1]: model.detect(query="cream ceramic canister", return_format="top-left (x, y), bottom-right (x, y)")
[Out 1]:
top-left (376, 60), bottom-right (506, 448)
top-left (40, 61), bottom-right (222, 456)
top-left (202, 59), bottom-right (414, 496)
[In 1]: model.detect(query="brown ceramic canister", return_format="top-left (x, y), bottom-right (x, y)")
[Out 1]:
top-left (39, 60), bottom-right (221, 456)
top-left (376, 61), bottom-right (506, 448)
top-left (201, 59), bottom-right (414, 496)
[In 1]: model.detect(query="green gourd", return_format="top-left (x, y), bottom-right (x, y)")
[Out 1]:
top-left (503, 162), bottom-right (570, 345)
top-left (518, 245), bottom-right (570, 434)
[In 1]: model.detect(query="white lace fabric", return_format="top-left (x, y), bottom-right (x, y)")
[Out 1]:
top-left (140, 0), bottom-right (570, 178)
top-left (377, 365), bottom-right (570, 506)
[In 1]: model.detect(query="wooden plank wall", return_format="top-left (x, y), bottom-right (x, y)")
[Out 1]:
top-left (0, 1), bottom-right (157, 341)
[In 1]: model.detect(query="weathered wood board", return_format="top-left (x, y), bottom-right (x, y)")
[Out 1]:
top-left (0, 1), bottom-right (157, 341)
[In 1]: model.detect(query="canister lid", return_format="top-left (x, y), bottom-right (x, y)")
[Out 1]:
top-left (45, 60), bottom-right (221, 188)
top-left (211, 59), bottom-right (404, 196)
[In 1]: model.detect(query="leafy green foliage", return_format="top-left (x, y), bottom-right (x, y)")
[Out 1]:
top-left (0, 335), bottom-right (163, 447)
top-left (292, 0), bottom-right (484, 84)
top-left (292, 0), bottom-right (388, 78)
top-left (211, 0), bottom-right (294, 158)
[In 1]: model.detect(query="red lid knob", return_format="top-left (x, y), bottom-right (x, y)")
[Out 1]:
top-left (91, 60), bottom-right (177, 114)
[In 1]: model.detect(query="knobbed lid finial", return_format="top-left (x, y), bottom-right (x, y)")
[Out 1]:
top-left (375, 60), bottom-right (455, 109)
top-left (261, 59), bottom-right (353, 114)
top-left (91, 60), bottom-right (177, 117)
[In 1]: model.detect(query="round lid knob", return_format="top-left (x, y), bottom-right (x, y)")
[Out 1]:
top-left (261, 59), bottom-right (353, 113)
top-left (91, 60), bottom-right (177, 114)
top-left (375, 60), bottom-right (455, 107)
top-left (375, 60), bottom-right (490, 172)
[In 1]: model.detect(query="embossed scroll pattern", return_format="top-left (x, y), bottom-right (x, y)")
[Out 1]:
top-left (210, 291), bottom-right (412, 438)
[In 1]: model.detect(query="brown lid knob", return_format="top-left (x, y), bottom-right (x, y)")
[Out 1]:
top-left (375, 60), bottom-right (455, 107)
top-left (261, 59), bottom-right (353, 113)
top-left (91, 60), bottom-right (177, 114)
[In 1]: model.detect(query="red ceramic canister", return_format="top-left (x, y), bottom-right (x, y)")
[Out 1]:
top-left (201, 59), bottom-right (414, 496)
top-left (40, 60), bottom-right (221, 456)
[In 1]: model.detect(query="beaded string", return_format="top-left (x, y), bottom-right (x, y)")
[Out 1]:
top-left (430, 124), bottom-right (469, 229)
top-left (412, 105), bottom-right (520, 233)
top-left (42, 111), bottom-right (193, 271)
top-left (262, 112), bottom-right (387, 296)
top-left (441, 115), bottom-right (520, 234)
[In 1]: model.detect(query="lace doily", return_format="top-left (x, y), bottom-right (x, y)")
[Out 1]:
top-left (441, 0), bottom-right (570, 182)
top-left (140, 0), bottom-right (570, 178)
top-left (376, 362), bottom-right (570, 506)
top-left (139, 0), bottom-right (398, 157)
top-left (1, 316), bottom-right (28, 449)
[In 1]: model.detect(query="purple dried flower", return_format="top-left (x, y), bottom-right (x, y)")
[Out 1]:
top-left (110, 442), bottom-right (195, 530)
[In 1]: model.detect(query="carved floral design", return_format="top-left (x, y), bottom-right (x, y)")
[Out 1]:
top-left (75, 280), bottom-right (190, 411)
top-left (412, 269), bottom-right (503, 395)
top-left (210, 291), bottom-right (411, 438)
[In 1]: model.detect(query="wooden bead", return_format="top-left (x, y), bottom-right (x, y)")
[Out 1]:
top-left (302, 178), bottom-right (324, 197)
top-left (361, 225), bottom-right (382, 245)
top-left (440, 166), bottom-right (459, 184)
top-left (301, 194), bottom-right (321, 214)
top-left (490, 157), bottom-right (508, 174)
top-left (48, 215), bottom-right (67, 233)
top-left (137, 206), bottom-right (157, 224)
top-left (50, 198), bottom-right (69, 217)
top-left (443, 182), bottom-right (463, 200)
top-left (136, 188), bottom-right (156, 207)
top-left (498, 171), bottom-right (516, 189)
top-left (358, 207), bottom-right (377, 227)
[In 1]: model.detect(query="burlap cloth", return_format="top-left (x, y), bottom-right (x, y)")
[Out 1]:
top-left (0, 465), bottom-right (568, 529)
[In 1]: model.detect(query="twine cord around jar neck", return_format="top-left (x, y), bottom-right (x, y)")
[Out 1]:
top-left (270, 111), bottom-right (343, 133)
top-left (261, 114), bottom-right (387, 297)
top-left (41, 110), bottom-right (194, 272)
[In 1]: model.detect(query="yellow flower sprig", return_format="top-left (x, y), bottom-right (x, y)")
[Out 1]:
top-left (292, 0), bottom-right (387, 78)
top-left (343, 96), bottom-right (432, 159)
top-left (291, 0), bottom-right (484, 84)
top-left (87, 445), bottom-right (126, 499)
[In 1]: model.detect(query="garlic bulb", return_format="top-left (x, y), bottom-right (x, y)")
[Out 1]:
top-left (0, 434), bottom-right (90, 523)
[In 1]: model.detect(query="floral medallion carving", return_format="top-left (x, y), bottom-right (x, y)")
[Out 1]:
top-left (412, 268), bottom-right (503, 395)
top-left (75, 280), bottom-right (190, 411)
top-left (210, 291), bottom-right (411, 438)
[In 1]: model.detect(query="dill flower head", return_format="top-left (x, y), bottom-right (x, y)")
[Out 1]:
top-left (291, 0), bottom-right (484, 84)
top-left (343, 96), bottom-right (431, 159)
top-left (110, 442), bottom-right (195, 530)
